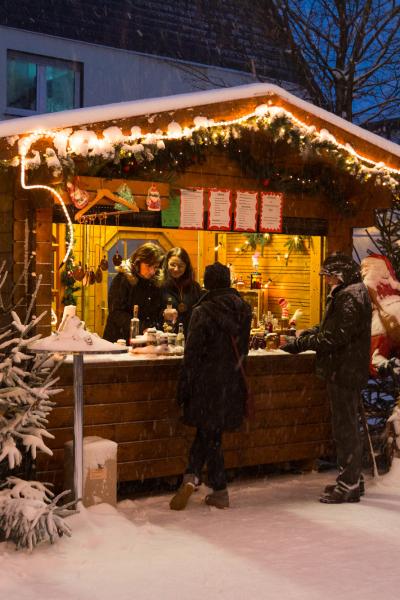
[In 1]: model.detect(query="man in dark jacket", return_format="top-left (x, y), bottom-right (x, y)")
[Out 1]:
top-left (281, 252), bottom-right (372, 504)
top-left (170, 262), bottom-right (251, 511)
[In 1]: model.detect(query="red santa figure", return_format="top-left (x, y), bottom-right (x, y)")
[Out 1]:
top-left (361, 253), bottom-right (400, 376)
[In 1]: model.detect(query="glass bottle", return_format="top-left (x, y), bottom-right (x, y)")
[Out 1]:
top-left (163, 297), bottom-right (176, 333)
top-left (130, 304), bottom-right (140, 344)
top-left (176, 323), bottom-right (185, 348)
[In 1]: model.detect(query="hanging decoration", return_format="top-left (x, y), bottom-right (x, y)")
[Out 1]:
top-left (66, 178), bottom-right (90, 209)
top-left (114, 183), bottom-right (139, 212)
top-left (236, 233), bottom-right (273, 256)
top-left (146, 184), bottom-right (162, 211)
top-left (284, 235), bottom-right (314, 265)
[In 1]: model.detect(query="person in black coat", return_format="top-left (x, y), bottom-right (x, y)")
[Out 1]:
top-left (169, 262), bottom-right (252, 511)
top-left (103, 242), bottom-right (164, 343)
top-left (281, 252), bottom-right (372, 504)
top-left (161, 247), bottom-right (202, 335)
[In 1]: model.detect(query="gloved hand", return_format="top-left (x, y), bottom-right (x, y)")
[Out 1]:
top-left (280, 342), bottom-right (299, 354)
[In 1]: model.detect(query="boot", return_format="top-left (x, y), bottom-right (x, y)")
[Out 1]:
top-left (324, 474), bottom-right (365, 496)
top-left (205, 488), bottom-right (229, 509)
top-left (319, 483), bottom-right (360, 504)
top-left (169, 474), bottom-right (196, 511)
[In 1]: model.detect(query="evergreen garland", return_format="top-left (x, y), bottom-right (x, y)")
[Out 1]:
top-left (60, 229), bottom-right (79, 306)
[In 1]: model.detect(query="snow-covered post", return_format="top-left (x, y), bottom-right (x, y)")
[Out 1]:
top-left (73, 353), bottom-right (84, 500)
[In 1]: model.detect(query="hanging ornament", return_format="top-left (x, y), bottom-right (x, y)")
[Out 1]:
top-left (82, 264), bottom-right (90, 287)
top-left (112, 248), bottom-right (122, 266)
top-left (72, 262), bottom-right (85, 281)
top-left (95, 265), bottom-right (103, 283)
top-left (99, 213), bottom-right (109, 270)
top-left (146, 184), bottom-right (161, 211)
top-left (115, 183), bottom-right (139, 212)
top-left (66, 179), bottom-right (90, 209)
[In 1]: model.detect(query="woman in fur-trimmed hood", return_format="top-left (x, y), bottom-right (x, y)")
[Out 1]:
top-left (103, 242), bottom-right (164, 343)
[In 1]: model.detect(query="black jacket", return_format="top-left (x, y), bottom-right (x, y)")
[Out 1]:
top-left (294, 274), bottom-right (372, 388)
top-left (103, 270), bottom-right (162, 343)
top-left (178, 288), bottom-right (252, 431)
top-left (161, 279), bottom-right (203, 334)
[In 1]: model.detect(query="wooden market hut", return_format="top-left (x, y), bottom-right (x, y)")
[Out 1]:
top-left (1, 83), bottom-right (399, 489)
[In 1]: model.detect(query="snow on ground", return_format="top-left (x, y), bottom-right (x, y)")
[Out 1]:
top-left (1, 467), bottom-right (400, 600)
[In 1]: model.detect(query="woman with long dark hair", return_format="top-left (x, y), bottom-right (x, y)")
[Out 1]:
top-left (103, 242), bottom-right (164, 343)
top-left (161, 247), bottom-right (202, 334)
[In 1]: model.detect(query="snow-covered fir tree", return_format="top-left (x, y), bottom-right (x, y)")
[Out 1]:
top-left (0, 260), bottom-right (76, 550)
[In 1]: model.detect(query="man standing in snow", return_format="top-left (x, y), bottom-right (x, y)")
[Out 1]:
top-left (281, 253), bottom-right (372, 503)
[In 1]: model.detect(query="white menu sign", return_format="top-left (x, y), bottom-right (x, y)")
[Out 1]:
top-left (260, 192), bottom-right (283, 232)
top-left (234, 190), bottom-right (258, 232)
top-left (180, 188), bottom-right (204, 229)
top-left (208, 189), bottom-right (232, 230)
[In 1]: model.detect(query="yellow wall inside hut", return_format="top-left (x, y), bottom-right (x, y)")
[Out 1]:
top-left (53, 224), bottom-right (322, 335)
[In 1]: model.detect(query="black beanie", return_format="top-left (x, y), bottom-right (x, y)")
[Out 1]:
top-left (203, 262), bottom-right (231, 290)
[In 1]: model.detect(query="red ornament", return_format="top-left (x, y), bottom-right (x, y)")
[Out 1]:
top-left (122, 165), bottom-right (131, 173)
top-left (262, 178), bottom-right (270, 187)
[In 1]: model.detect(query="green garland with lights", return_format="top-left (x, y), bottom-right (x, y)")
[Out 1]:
top-left (6, 105), bottom-right (400, 218)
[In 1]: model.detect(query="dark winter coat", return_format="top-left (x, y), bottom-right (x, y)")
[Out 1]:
top-left (290, 272), bottom-right (372, 388)
top-left (103, 269), bottom-right (162, 343)
top-left (178, 288), bottom-right (252, 431)
top-left (161, 279), bottom-right (203, 334)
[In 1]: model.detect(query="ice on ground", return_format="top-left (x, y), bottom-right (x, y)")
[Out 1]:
top-left (1, 470), bottom-right (400, 600)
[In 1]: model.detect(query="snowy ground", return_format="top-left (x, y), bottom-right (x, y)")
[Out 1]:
top-left (1, 464), bottom-right (400, 600)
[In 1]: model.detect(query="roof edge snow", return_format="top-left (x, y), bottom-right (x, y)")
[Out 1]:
top-left (0, 83), bottom-right (399, 159)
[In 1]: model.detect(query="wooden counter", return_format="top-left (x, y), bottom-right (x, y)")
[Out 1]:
top-left (36, 352), bottom-right (331, 487)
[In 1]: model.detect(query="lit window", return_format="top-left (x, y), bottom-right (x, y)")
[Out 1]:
top-left (6, 50), bottom-right (82, 116)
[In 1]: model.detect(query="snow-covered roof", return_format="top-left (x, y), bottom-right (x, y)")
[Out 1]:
top-left (1, 83), bottom-right (400, 159)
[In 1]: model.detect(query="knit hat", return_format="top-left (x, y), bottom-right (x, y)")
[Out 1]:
top-left (319, 252), bottom-right (361, 284)
top-left (203, 262), bottom-right (231, 290)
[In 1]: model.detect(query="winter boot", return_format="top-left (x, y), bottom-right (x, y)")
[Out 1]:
top-left (169, 474), bottom-right (196, 511)
top-left (319, 482), bottom-right (361, 504)
top-left (205, 488), bottom-right (229, 509)
top-left (324, 474), bottom-right (365, 496)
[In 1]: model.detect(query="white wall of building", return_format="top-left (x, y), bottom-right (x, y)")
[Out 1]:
top-left (0, 25), bottom-right (264, 121)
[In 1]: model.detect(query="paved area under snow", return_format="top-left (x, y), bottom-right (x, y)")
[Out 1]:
top-left (1, 466), bottom-right (400, 600)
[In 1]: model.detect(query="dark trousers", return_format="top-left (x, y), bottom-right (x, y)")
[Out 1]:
top-left (186, 428), bottom-right (227, 491)
top-left (327, 382), bottom-right (362, 487)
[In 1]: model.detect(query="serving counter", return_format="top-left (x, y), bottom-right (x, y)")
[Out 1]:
top-left (36, 351), bottom-right (331, 488)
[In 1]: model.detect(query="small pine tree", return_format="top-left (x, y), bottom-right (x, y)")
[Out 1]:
top-left (0, 260), bottom-right (76, 550)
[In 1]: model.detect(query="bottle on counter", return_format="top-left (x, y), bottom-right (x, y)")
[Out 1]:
top-left (129, 304), bottom-right (140, 345)
top-left (176, 323), bottom-right (185, 348)
top-left (163, 297), bottom-right (176, 333)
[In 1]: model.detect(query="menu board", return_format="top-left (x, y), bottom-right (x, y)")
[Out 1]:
top-left (208, 189), bottom-right (232, 230)
top-left (260, 192), bottom-right (283, 232)
top-left (234, 190), bottom-right (258, 232)
top-left (180, 188), bottom-right (204, 229)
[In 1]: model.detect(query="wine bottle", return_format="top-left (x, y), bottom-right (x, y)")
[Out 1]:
top-left (130, 304), bottom-right (140, 344)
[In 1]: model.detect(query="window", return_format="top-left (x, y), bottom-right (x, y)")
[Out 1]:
top-left (6, 50), bottom-right (82, 116)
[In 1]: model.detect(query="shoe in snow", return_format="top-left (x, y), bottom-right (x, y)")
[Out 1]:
top-left (324, 474), bottom-right (365, 496)
top-left (205, 488), bottom-right (229, 509)
top-left (169, 474), bottom-right (196, 511)
top-left (320, 483), bottom-right (360, 504)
